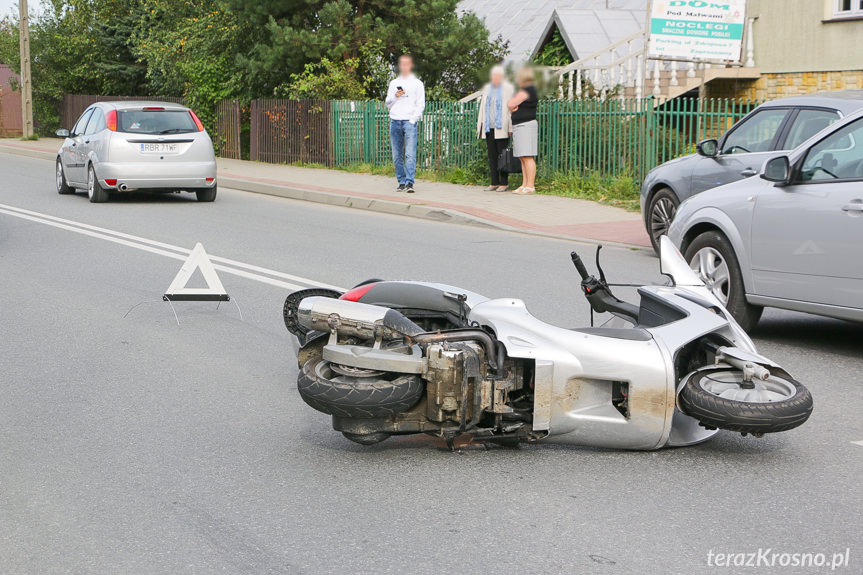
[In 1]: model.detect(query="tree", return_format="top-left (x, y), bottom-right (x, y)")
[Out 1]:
top-left (533, 26), bottom-right (574, 67)
top-left (132, 0), bottom-right (249, 129)
top-left (278, 58), bottom-right (367, 100)
top-left (0, 0), bottom-right (507, 133)
top-left (226, 0), bottom-right (508, 99)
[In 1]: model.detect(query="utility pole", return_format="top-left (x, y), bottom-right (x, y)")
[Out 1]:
top-left (18, 0), bottom-right (34, 138)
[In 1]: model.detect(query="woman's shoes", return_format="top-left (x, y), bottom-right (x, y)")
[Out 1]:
top-left (495, 185), bottom-right (509, 192)
top-left (485, 185), bottom-right (498, 191)
top-left (512, 187), bottom-right (535, 195)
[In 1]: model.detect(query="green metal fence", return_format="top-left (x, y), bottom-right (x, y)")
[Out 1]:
top-left (329, 97), bottom-right (761, 181)
top-left (332, 100), bottom-right (480, 171)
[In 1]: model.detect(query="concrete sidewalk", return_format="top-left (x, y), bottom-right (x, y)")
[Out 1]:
top-left (0, 137), bottom-right (649, 248)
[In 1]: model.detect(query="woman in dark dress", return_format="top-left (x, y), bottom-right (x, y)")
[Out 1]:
top-left (508, 66), bottom-right (538, 194)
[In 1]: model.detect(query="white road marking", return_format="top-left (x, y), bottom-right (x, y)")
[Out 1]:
top-left (0, 203), bottom-right (345, 292)
top-left (852, 441), bottom-right (863, 447)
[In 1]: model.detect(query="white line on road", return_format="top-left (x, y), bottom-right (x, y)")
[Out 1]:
top-left (852, 441), bottom-right (863, 447)
top-left (0, 203), bottom-right (345, 293)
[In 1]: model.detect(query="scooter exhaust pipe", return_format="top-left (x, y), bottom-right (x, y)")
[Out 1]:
top-left (297, 296), bottom-right (424, 341)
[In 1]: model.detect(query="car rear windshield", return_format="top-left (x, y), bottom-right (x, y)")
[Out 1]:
top-left (118, 110), bottom-right (197, 134)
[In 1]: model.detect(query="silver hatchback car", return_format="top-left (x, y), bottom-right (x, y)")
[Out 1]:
top-left (668, 109), bottom-right (863, 332)
top-left (55, 101), bottom-right (218, 203)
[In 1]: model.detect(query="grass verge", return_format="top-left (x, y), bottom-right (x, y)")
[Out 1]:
top-left (294, 161), bottom-right (641, 212)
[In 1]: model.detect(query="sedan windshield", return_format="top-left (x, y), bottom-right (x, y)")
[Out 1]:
top-left (118, 110), bottom-right (197, 135)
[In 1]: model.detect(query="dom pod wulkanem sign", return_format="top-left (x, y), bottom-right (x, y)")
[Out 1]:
top-left (648, 0), bottom-right (747, 63)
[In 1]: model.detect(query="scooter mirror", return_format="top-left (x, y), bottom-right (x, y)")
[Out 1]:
top-left (659, 236), bottom-right (705, 287)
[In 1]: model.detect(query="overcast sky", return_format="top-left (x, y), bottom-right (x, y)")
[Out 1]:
top-left (0, 0), bottom-right (19, 19)
top-left (0, 0), bottom-right (16, 17)
top-left (2, 1), bottom-right (45, 19)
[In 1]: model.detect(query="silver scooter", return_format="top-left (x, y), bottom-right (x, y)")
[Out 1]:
top-left (284, 237), bottom-right (812, 449)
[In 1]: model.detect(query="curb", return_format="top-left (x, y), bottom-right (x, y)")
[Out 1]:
top-left (219, 177), bottom-right (650, 251)
top-left (0, 145), bottom-right (55, 162)
top-left (0, 144), bottom-right (649, 251)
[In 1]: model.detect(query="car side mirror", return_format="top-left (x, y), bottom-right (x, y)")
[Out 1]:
top-left (696, 139), bottom-right (718, 158)
top-left (761, 156), bottom-right (791, 184)
top-left (55, 129), bottom-right (71, 138)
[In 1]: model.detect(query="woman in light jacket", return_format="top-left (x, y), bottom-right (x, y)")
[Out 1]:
top-left (477, 65), bottom-right (514, 192)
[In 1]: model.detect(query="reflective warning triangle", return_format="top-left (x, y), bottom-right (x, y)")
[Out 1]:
top-left (164, 243), bottom-right (229, 302)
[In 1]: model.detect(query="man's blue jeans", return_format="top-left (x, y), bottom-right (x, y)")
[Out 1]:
top-left (390, 119), bottom-right (418, 185)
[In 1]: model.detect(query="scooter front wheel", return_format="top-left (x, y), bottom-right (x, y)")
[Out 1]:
top-left (679, 368), bottom-right (813, 435)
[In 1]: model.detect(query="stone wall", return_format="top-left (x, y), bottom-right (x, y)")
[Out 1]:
top-left (756, 71), bottom-right (863, 99)
top-left (702, 71), bottom-right (863, 102)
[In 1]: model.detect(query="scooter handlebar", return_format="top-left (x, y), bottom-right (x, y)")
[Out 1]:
top-left (570, 251), bottom-right (590, 280)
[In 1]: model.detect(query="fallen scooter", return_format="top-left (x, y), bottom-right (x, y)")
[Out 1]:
top-left (283, 237), bottom-right (812, 449)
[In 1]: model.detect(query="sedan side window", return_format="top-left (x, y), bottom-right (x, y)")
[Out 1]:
top-left (784, 109), bottom-right (840, 149)
top-left (799, 118), bottom-right (863, 182)
top-left (721, 109), bottom-right (789, 155)
top-left (72, 109), bottom-right (94, 136)
top-left (84, 109), bottom-right (106, 136)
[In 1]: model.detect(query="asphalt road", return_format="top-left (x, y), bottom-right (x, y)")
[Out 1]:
top-left (1, 152), bottom-right (861, 574)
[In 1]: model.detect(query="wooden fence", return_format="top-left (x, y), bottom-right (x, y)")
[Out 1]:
top-left (214, 99), bottom-right (242, 160)
top-left (0, 64), bottom-right (22, 136)
top-left (250, 99), bottom-right (331, 164)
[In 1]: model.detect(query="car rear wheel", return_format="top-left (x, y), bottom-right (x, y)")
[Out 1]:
top-left (684, 231), bottom-right (762, 332)
top-left (87, 165), bottom-right (109, 203)
top-left (56, 159), bottom-right (74, 194)
top-left (647, 188), bottom-right (679, 255)
top-left (195, 185), bottom-right (217, 202)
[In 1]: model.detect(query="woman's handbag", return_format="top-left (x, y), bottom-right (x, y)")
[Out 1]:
top-left (498, 147), bottom-right (522, 173)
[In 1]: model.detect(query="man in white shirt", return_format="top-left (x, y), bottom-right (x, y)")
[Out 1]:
top-left (385, 54), bottom-right (425, 193)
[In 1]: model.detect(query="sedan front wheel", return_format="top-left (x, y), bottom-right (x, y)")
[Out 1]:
top-left (684, 231), bottom-right (762, 332)
top-left (647, 188), bottom-right (679, 255)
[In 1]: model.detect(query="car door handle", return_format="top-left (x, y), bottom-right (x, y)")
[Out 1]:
top-left (841, 202), bottom-right (863, 213)
top-left (740, 168), bottom-right (758, 177)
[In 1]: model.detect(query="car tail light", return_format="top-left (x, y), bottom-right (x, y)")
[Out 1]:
top-left (142, 107), bottom-right (165, 111)
top-left (105, 179), bottom-right (117, 186)
top-left (206, 178), bottom-right (215, 183)
top-left (339, 283), bottom-right (377, 302)
top-left (106, 110), bottom-right (117, 131)
top-left (189, 111), bottom-right (205, 132)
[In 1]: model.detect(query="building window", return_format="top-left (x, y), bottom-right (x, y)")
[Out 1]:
top-left (835, 0), bottom-right (863, 17)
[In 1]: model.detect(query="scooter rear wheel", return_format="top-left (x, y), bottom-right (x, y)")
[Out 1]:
top-left (679, 368), bottom-right (813, 434)
top-left (297, 358), bottom-right (424, 419)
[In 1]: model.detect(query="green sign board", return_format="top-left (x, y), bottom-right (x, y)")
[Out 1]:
top-left (648, 0), bottom-right (747, 63)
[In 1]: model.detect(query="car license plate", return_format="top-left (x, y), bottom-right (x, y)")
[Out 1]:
top-left (139, 143), bottom-right (178, 154)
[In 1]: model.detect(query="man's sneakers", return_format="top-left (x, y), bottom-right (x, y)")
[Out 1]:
top-left (397, 184), bottom-right (406, 192)
top-left (396, 183), bottom-right (416, 193)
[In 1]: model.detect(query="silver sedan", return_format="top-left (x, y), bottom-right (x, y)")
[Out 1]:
top-left (55, 101), bottom-right (218, 203)
top-left (669, 109), bottom-right (863, 331)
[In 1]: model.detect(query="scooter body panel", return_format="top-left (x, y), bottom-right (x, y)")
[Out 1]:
top-left (469, 298), bottom-right (676, 450)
